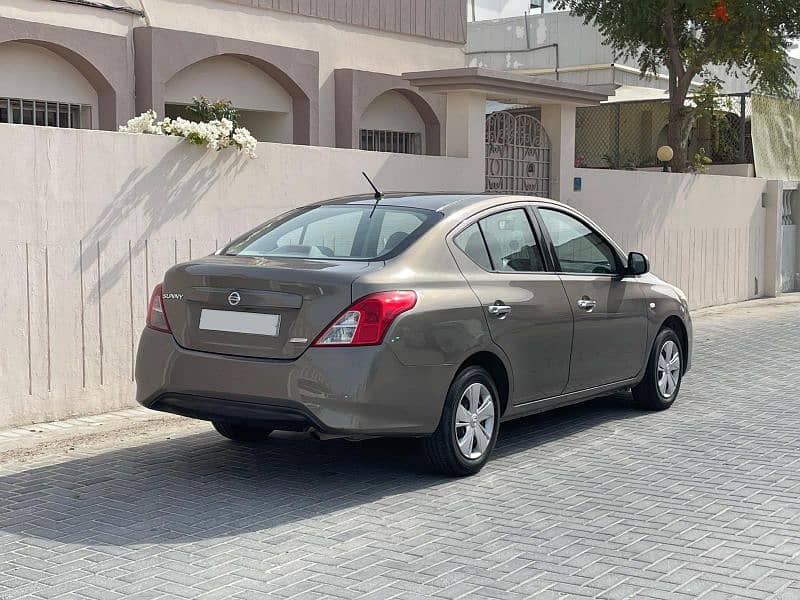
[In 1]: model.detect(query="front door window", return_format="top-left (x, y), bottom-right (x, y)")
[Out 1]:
top-left (538, 208), bottom-right (619, 274)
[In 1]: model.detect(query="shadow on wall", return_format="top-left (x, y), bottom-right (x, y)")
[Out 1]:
top-left (0, 394), bottom-right (646, 546)
top-left (76, 143), bottom-right (252, 298)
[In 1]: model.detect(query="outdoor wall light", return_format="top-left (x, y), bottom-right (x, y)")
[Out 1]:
top-left (657, 145), bottom-right (674, 172)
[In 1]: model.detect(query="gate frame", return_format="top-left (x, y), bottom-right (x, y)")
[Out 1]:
top-left (485, 110), bottom-right (552, 198)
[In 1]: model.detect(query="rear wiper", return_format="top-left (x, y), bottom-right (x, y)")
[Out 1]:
top-left (362, 171), bottom-right (384, 218)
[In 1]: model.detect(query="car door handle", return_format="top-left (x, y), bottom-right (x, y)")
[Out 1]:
top-left (576, 297), bottom-right (597, 311)
top-left (487, 303), bottom-right (512, 318)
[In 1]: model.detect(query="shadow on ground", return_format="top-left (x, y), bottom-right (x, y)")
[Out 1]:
top-left (0, 394), bottom-right (647, 547)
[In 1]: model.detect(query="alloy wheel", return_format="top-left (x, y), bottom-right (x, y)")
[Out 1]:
top-left (454, 382), bottom-right (495, 460)
top-left (657, 340), bottom-right (681, 398)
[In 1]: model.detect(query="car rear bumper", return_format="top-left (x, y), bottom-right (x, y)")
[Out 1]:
top-left (135, 327), bottom-right (453, 436)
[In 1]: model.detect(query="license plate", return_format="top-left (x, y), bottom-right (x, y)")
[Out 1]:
top-left (199, 309), bottom-right (281, 336)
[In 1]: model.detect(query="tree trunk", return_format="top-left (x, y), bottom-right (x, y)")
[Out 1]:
top-left (667, 97), bottom-right (687, 172)
top-left (667, 99), bottom-right (695, 172)
top-left (661, 2), bottom-right (697, 173)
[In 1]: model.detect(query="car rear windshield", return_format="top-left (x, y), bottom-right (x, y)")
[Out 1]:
top-left (223, 204), bottom-right (439, 260)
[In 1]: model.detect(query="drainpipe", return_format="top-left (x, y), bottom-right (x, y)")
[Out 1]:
top-left (524, 12), bottom-right (531, 50)
top-left (554, 43), bottom-right (559, 80)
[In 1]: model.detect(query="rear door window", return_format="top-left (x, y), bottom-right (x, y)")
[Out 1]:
top-left (454, 223), bottom-right (492, 271)
top-left (478, 209), bottom-right (545, 272)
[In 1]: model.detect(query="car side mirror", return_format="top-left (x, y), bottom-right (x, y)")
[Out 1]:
top-left (627, 251), bottom-right (649, 276)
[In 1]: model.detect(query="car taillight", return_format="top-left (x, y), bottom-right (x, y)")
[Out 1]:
top-left (146, 283), bottom-right (172, 333)
top-left (313, 291), bottom-right (417, 346)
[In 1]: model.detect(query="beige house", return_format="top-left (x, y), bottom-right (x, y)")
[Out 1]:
top-left (1, 0), bottom-right (609, 183)
top-left (1, 0), bottom-right (469, 150)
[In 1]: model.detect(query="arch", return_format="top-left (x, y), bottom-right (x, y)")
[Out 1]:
top-left (365, 88), bottom-right (441, 155)
top-left (0, 41), bottom-right (100, 127)
top-left (334, 69), bottom-right (445, 155)
top-left (0, 17), bottom-right (130, 129)
top-left (358, 90), bottom-right (427, 153)
top-left (456, 351), bottom-right (511, 416)
top-left (134, 28), bottom-right (319, 145)
top-left (163, 55), bottom-right (294, 143)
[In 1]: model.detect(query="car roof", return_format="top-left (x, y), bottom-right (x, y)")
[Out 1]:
top-left (321, 193), bottom-right (565, 215)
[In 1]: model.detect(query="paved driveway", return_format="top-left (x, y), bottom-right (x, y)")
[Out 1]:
top-left (2, 299), bottom-right (800, 599)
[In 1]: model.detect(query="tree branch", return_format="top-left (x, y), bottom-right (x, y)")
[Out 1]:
top-left (662, 0), bottom-right (686, 80)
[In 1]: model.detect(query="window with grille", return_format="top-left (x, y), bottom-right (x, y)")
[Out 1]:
top-left (359, 129), bottom-right (422, 154)
top-left (0, 98), bottom-right (92, 129)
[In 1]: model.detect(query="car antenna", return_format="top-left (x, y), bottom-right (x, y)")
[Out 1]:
top-left (362, 171), bottom-right (383, 218)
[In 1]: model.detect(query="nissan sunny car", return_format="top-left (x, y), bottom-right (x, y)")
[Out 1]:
top-left (136, 193), bottom-right (692, 475)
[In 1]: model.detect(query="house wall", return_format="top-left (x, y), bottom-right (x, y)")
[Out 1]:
top-left (566, 169), bottom-right (770, 309)
top-left (0, 0), bottom-right (464, 142)
top-left (0, 0), bottom-right (141, 37)
top-left (0, 123), bottom-right (483, 428)
top-left (219, 0), bottom-right (467, 43)
top-left (235, 109), bottom-right (293, 144)
top-left (142, 0), bottom-right (464, 146)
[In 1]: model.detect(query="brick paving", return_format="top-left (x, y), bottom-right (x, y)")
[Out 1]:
top-left (1, 298), bottom-right (800, 599)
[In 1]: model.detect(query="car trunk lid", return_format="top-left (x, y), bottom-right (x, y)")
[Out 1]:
top-left (163, 255), bottom-right (378, 359)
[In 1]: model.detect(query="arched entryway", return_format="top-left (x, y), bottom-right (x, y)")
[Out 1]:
top-left (133, 27), bottom-right (319, 145)
top-left (334, 69), bottom-right (445, 155)
top-left (0, 17), bottom-right (129, 130)
top-left (164, 55), bottom-right (294, 143)
top-left (485, 111), bottom-right (551, 197)
top-left (358, 89), bottom-right (438, 154)
top-left (0, 41), bottom-right (99, 128)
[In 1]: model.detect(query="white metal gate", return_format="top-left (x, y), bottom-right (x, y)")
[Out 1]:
top-left (485, 111), bottom-right (551, 197)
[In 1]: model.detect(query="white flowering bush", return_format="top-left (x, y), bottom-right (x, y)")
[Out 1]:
top-left (119, 109), bottom-right (258, 159)
top-left (118, 109), bottom-right (162, 135)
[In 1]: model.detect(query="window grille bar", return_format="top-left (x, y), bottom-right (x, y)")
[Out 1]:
top-left (358, 128), bottom-right (422, 155)
top-left (1, 97), bottom-right (87, 129)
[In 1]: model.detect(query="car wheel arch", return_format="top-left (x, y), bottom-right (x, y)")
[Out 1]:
top-left (455, 351), bottom-right (511, 416)
top-left (660, 315), bottom-right (689, 374)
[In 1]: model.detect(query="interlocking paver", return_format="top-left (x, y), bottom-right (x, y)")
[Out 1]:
top-left (1, 297), bottom-right (800, 598)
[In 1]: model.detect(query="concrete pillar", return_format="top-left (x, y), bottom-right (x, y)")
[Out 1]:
top-left (540, 103), bottom-right (577, 202)
top-left (763, 179), bottom-right (784, 298)
top-left (445, 91), bottom-right (487, 160)
top-left (780, 184), bottom-right (799, 292)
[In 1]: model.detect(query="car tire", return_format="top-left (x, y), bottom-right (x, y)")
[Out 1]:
top-left (212, 421), bottom-right (273, 442)
top-left (632, 327), bottom-right (684, 411)
top-left (422, 366), bottom-right (501, 476)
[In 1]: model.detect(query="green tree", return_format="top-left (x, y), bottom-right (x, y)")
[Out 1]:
top-left (553, 0), bottom-right (800, 171)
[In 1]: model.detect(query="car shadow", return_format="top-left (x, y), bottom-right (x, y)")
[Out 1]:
top-left (0, 394), bottom-right (646, 546)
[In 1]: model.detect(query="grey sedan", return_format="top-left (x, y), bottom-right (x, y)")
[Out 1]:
top-left (136, 193), bottom-right (692, 475)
